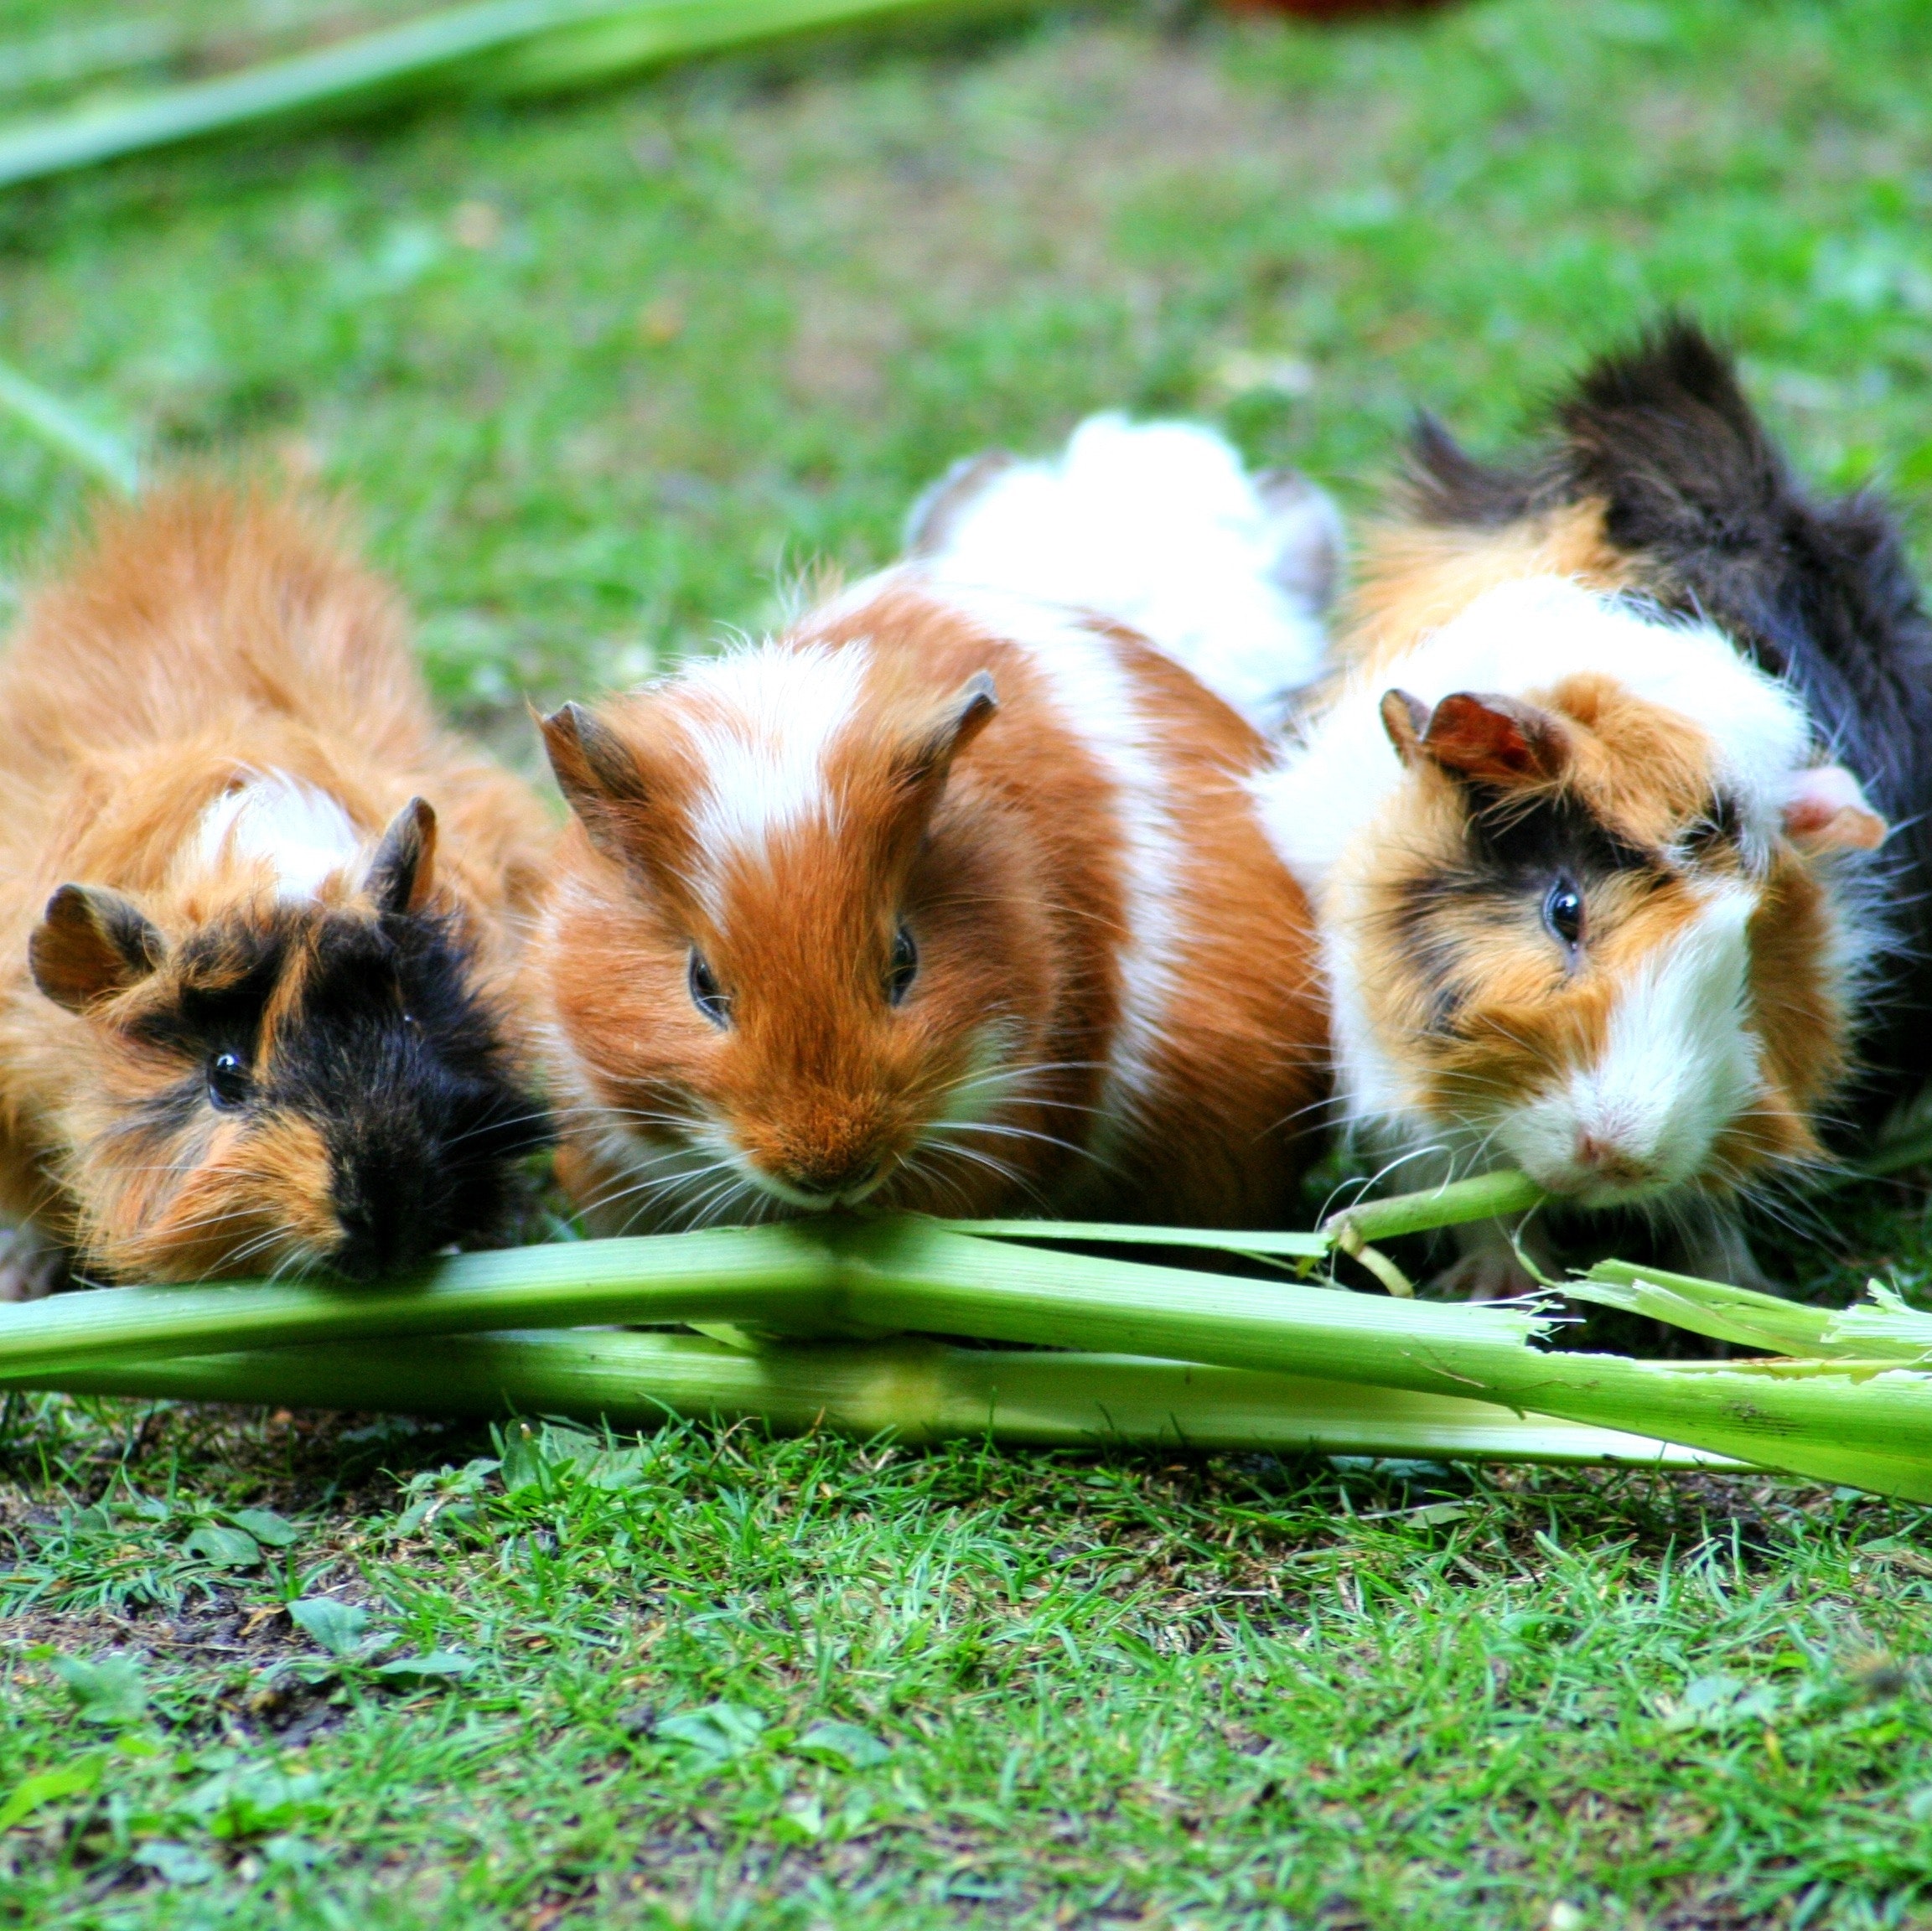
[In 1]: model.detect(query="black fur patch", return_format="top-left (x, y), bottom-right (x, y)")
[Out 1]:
top-left (118, 903), bottom-right (548, 1277)
top-left (1387, 787), bottom-right (1665, 1035)
top-left (1405, 316), bottom-right (1932, 1114)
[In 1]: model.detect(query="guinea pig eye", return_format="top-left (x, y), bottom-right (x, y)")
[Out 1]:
top-left (1543, 877), bottom-right (1586, 950)
top-left (687, 950), bottom-right (731, 1028)
top-left (886, 924), bottom-right (918, 1007)
top-left (207, 1052), bottom-right (251, 1110)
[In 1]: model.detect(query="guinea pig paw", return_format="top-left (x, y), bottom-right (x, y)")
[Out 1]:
top-left (0, 1225), bottom-right (67, 1302)
top-left (1432, 1242), bottom-right (1541, 1304)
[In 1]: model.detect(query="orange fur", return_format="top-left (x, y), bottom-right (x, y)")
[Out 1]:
top-left (532, 576), bottom-right (1328, 1231)
top-left (0, 484), bottom-right (553, 1285)
top-left (1344, 500), bottom-right (1635, 678)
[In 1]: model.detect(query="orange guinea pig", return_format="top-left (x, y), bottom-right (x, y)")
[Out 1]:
top-left (531, 567), bottom-right (1330, 1233)
top-left (0, 484), bottom-right (553, 1296)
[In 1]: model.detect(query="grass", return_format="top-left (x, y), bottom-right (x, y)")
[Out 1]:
top-left (5, 0), bottom-right (1932, 1922)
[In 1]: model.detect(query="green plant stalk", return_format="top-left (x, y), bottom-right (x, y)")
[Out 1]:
top-left (30, 1329), bottom-right (1742, 1468)
top-left (0, 357), bottom-right (138, 493)
top-left (0, 0), bottom-right (1010, 192)
top-left (0, 1223), bottom-right (842, 1374)
top-left (831, 1224), bottom-right (1932, 1496)
top-left (1321, 1169), bottom-right (1547, 1247)
top-left (5, 1218), bottom-right (1929, 1495)
top-left (936, 1220), bottom-right (1330, 1259)
top-left (469, 0), bottom-right (1025, 94)
top-left (1572, 1261), bottom-right (1932, 1364)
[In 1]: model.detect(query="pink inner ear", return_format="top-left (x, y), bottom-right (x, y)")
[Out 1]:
top-left (1784, 764), bottom-right (1888, 852)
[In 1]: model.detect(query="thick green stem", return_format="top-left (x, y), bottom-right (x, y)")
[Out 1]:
top-left (6, 1219), bottom-right (1930, 1497)
top-left (31, 1330), bottom-right (1739, 1468)
top-left (0, 1224), bottom-right (839, 1374)
top-left (832, 1225), bottom-right (1932, 1497)
top-left (1321, 1169), bottom-right (1546, 1246)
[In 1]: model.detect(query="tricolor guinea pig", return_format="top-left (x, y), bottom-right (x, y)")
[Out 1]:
top-left (0, 484), bottom-right (553, 1296)
top-left (530, 509), bottom-right (1330, 1232)
top-left (1254, 319), bottom-right (1895, 1292)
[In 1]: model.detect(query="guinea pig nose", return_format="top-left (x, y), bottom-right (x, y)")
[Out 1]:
top-left (1572, 1132), bottom-right (1655, 1188)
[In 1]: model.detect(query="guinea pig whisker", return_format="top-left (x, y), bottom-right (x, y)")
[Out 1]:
top-left (925, 1119), bottom-right (1092, 1161)
top-left (916, 1142), bottom-right (1056, 1214)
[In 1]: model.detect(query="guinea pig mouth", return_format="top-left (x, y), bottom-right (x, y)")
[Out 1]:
top-left (752, 1159), bottom-right (893, 1213)
top-left (1499, 1122), bottom-right (1696, 1209)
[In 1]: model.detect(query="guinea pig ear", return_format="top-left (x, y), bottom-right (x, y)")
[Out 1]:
top-left (1783, 763), bottom-right (1888, 852)
top-left (365, 797), bottom-right (438, 916)
top-left (539, 701), bottom-right (648, 861)
top-left (29, 885), bottom-right (165, 1013)
top-left (898, 671), bottom-right (998, 793)
top-left (1411, 690), bottom-right (1570, 787)
top-left (1379, 690), bottom-right (1431, 766)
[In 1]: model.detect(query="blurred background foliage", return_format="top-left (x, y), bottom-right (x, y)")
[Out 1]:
top-left (2, 0), bottom-right (1929, 747)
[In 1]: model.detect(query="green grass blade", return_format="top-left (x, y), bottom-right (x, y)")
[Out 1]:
top-left (0, 2), bottom-right (613, 190)
top-left (0, 0), bottom-right (1013, 192)
top-left (0, 358), bottom-right (137, 493)
top-left (472, 0), bottom-right (1018, 95)
top-left (28, 1328), bottom-right (1744, 1468)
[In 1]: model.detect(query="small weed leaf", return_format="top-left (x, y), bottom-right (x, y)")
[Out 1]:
top-left (497, 1422), bottom-right (551, 1494)
top-left (393, 1459), bottom-right (497, 1535)
top-left (227, 1509), bottom-right (299, 1549)
top-left (0, 1754), bottom-right (106, 1831)
top-left (184, 1766), bottom-right (324, 1841)
top-left (497, 1421), bottom-right (650, 1495)
top-left (287, 1597), bottom-right (378, 1659)
top-left (49, 1654), bottom-right (149, 1727)
top-left (183, 1526), bottom-right (261, 1570)
top-left (795, 1721), bottom-right (891, 1770)
top-left (656, 1702), bottom-right (766, 1763)
top-left (370, 1649), bottom-right (476, 1688)
top-left (1655, 1673), bottom-right (1782, 1733)
top-left (133, 1840), bottom-right (219, 1886)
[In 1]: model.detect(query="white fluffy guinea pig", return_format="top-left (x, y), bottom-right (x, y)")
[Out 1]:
top-left (529, 563), bottom-right (1330, 1235)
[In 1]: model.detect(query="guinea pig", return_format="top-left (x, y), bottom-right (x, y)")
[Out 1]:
top-left (1252, 319), bottom-right (1892, 1293)
top-left (0, 484), bottom-right (553, 1297)
top-left (529, 562), bottom-right (1329, 1234)
top-left (904, 411), bottom-right (1346, 733)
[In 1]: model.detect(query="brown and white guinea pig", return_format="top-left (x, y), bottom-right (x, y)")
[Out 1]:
top-left (1252, 319), bottom-right (1890, 1292)
top-left (0, 484), bottom-right (553, 1296)
top-left (529, 430), bottom-right (1332, 1232)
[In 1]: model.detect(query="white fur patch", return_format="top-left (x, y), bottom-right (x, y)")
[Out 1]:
top-left (189, 774), bottom-right (362, 902)
top-left (1495, 886), bottom-right (1763, 1204)
top-left (917, 413), bottom-right (1334, 729)
top-left (1253, 574), bottom-right (1812, 897)
top-left (676, 640), bottom-right (872, 909)
top-left (920, 582), bottom-right (1191, 1144)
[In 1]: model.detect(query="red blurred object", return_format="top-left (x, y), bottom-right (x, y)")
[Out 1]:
top-left (1220, 0), bottom-right (1442, 16)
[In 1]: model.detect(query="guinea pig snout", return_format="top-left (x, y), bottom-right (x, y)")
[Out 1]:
top-left (1495, 893), bottom-right (1762, 1207)
top-left (329, 1149), bottom-right (436, 1281)
top-left (741, 1104), bottom-right (901, 1210)
top-left (1571, 1131), bottom-right (1661, 1191)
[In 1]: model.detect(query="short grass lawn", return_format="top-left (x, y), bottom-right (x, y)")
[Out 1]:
top-left (3, 2), bottom-right (1932, 1924)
